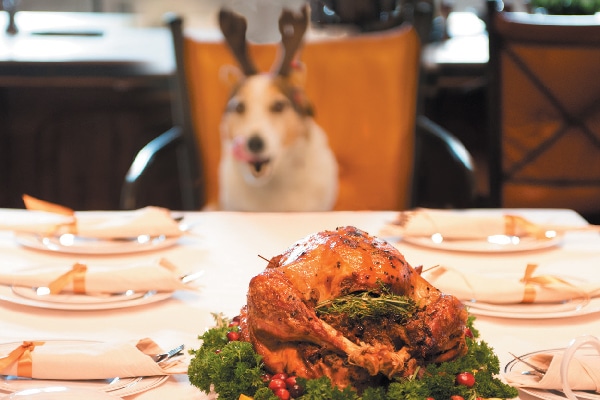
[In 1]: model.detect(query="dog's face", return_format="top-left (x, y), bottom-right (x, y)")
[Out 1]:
top-left (220, 73), bottom-right (313, 186)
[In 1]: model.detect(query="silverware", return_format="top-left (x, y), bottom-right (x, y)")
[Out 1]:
top-left (509, 352), bottom-right (547, 376)
top-left (522, 370), bottom-right (544, 378)
top-left (180, 270), bottom-right (204, 284)
top-left (152, 344), bottom-right (185, 363)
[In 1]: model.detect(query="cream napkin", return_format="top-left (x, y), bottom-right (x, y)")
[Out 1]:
top-left (424, 265), bottom-right (598, 304)
top-left (73, 207), bottom-right (183, 239)
top-left (385, 208), bottom-right (507, 239)
top-left (0, 338), bottom-right (187, 379)
top-left (1, 194), bottom-right (183, 239)
top-left (504, 352), bottom-right (600, 392)
top-left (0, 209), bottom-right (74, 235)
top-left (0, 259), bottom-right (194, 294)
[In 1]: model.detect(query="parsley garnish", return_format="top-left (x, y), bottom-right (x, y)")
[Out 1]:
top-left (187, 314), bottom-right (266, 400)
top-left (188, 313), bottom-right (518, 400)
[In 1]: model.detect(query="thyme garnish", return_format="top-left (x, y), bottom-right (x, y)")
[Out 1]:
top-left (315, 281), bottom-right (416, 320)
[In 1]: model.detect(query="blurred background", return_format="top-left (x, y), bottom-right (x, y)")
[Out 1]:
top-left (1, 0), bottom-right (598, 222)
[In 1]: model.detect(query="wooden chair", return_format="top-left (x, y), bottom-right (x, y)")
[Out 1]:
top-left (121, 13), bottom-right (476, 211)
top-left (486, 0), bottom-right (600, 220)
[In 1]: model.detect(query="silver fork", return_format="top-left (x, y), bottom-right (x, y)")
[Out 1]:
top-left (152, 344), bottom-right (185, 363)
top-left (509, 352), bottom-right (547, 376)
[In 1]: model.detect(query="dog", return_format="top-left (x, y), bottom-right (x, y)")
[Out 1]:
top-left (217, 6), bottom-right (339, 212)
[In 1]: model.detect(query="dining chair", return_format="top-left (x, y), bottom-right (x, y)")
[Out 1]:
top-left (486, 0), bottom-right (600, 220)
top-left (121, 12), bottom-right (476, 211)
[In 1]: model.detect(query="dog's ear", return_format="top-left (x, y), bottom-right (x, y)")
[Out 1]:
top-left (287, 60), bottom-right (307, 89)
top-left (275, 71), bottom-right (315, 117)
top-left (219, 64), bottom-right (245, 89)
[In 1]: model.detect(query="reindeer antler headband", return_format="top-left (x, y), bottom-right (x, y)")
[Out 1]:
top-left (218, 5), bottom-right (309, 77)
top-left (218, 9), bottom-right (258, 76)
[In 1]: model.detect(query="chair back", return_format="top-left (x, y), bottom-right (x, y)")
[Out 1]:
top-left (183, 23), bottom-right (421, 210)
top-left (486, 0), bottom-right (600, 217)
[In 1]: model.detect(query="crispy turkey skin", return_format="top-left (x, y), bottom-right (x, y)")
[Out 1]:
top-left (239, 226), bottom-right (468, 390)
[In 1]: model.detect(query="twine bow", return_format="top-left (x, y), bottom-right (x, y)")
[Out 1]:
top-left (520, 263), bottom-right (589, 304)
top-left (0, 341), bottom-right (45, 377)
top-left (47, 263), bottom-right (88, 294)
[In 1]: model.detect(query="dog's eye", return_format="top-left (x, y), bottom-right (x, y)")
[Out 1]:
top-left (234, 102), bottom-right (245, 114)
top-left (270, 100), bottom-right (288, 113)
top-left (227, 100), bottom-right (245, 114)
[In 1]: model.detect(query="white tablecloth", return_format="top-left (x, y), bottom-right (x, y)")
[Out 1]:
top-left (0, 208), bottom-right (598, 399)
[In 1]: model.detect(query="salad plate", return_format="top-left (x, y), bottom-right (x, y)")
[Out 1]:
top-left (504, 348), bottom-right (600, 400)
top-left (0, 341), bottom-right (168, 397)
top-left (401, 233), bottom-right (563, 253)
top-left (14, 232), bottom-right (179, 255)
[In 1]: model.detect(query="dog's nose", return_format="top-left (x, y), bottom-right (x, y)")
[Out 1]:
top-left (247, 135), bottom-right (264, 154)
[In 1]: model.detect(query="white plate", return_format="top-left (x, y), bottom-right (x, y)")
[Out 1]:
top-left (0, 285), bottom-right (172, 311)
top-left (461, 273), bottom-right (600, 319)
top-left (14, 232), bottom-right (179, 255)
top-left (402, 234), bottom-right (563, 253)
top-left (465, 296), bottom-right (600, 319)
top-left (0, 341), bottom-right (168, 398)
top-left (504, 348), bottom-right (600, 400)
top-left (1, 386), bottom-right (122, 399)
top-left (11, 285), bottom-right (155, 305)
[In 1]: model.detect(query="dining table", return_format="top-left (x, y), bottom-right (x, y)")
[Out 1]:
top-left (0, 207), bottom-right (599, 399)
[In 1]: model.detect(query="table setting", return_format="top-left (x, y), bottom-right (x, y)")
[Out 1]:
top-left (0, 199), bottom-right (599, 399)
top-left (0, 338), bottom-right (186, 398)
top-left (0, 196), bottom-right (188, 255)
top-left (0, 258), bottom-right (202, 311)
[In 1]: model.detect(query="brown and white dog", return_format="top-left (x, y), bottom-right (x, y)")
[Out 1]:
top-left (217, 6), bottom-right (338, 212)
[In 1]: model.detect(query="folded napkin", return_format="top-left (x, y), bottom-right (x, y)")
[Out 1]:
top-left (504, 351), bottom-right (600, 392)
top-left (386, 208), bottom-right (514, 239)
top-left (0, 195), bottom-right (183, 239)
top-left (0, 338), bottom-right (187, 379)
top-left (0, 209), bottom-right (74, 236)
top-left (425, 264), bottom-right (598, 304)
top-left (22, 194), bottom-right (74, 216)
top-left (0, 258), bottom-right (195, 294)
top-left (384, 208), bottom-right (564, 240)
top-left (72, 207), bottom-right (182, 239)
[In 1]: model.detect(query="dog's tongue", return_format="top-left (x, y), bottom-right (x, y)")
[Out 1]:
top-left (232, 138), bottom-right (270, 176)
top-left (233, 140), bottom-right (253, 162)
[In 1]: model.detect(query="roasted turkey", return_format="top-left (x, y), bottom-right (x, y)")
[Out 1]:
top-left (238, 226), bottom-right (468, 390)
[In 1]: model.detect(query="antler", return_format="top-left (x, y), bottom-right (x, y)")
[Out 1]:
top-left (276, 5), bottom-right (309, 77)
top-left (219, 9), bottom-right (258, 76)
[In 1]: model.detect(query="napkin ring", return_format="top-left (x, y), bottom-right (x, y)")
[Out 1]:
top-left (0, 341), bottom-right (45, 377)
